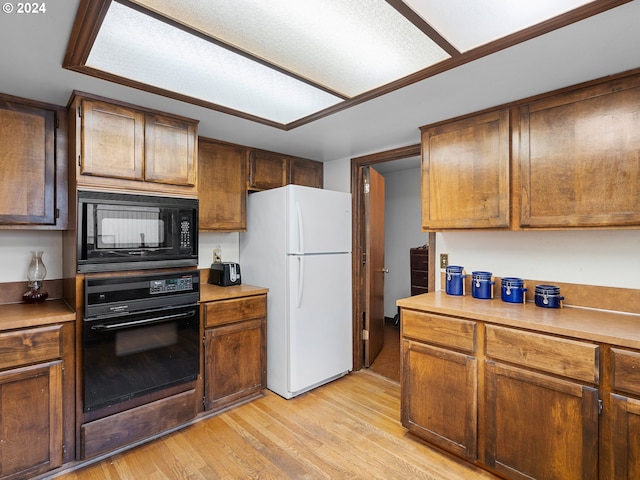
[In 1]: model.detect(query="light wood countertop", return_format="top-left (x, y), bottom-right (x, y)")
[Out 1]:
top-left (0, 299), bottom-right (76, 332)
top-left (200, 283), bottom-right (268, 303)
top-left (397, 291), bottom-right (640, 350)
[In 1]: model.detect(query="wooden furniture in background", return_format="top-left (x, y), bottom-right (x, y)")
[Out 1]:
top-left (198, 138), bottom-right (248, 231)
top-left (68, 92), bottom-right (198, 197)
top-left (409, 247), bottom-right (429, 295)
top-left (0, 94), bottom-right (68, 229)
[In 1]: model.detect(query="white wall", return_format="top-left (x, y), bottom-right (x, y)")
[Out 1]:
top-left (382, 167), bottom-right (429, 318)
top-left (0, 231), bottom-right (63, 282)
top-left (198, 232), bottom-right (240, 268)
top-left (435, 230), bottom-right (640, 291)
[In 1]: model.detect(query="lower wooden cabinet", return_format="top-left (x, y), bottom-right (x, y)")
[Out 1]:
top-left (402, 340), bottom-right (477, 460)
top-left (485, 361), bottom-right (599, 480)
top-left (608, 394), bottom-right (640, 480)
top-left (0, 321), bottom-right (74, 480)
top-left (202, 293), bottom-right (267, 412)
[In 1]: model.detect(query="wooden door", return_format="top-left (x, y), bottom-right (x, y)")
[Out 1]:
top-left (402, 340), bottom-right (478, 460)
top-left (0, 101), bottom-right (56, 225)
top-left (485, 361), bottom-right (599, 480)
top-left (421, 109), bottom-right (510, 229)
top-left (80, 99), bottom-right (144, 180)
top-left (363, 166), bottom-right (385, 367)
top-left (198, 139), bottom-right (248, 231)
top-left (144, 113), bottom-right (197, 187)
top-left (0, 361), bottom-right (63, 479)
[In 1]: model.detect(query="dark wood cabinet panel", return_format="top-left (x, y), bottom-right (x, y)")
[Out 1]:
top-left (248, 150), bottom-right (287, 190)
top-left (71, 94), bottom-right (198, 196)
top-left (0, 361), bottom-right (63, 479)
top-left (421, 109), bottom-right (510, 229)
top-left (79, 98), bottom-right (144, 181)
top-left (289, 157), bottom-right (323, 188)
top-left (144, 113), bottom-right (197, 187)
top-left (203, 294), bottom-right (267, 413)
top-left (0, 98), bottom-right (63, 227)
top-left (518, 76), bottom-right (640, 228)
top-left (485, 361), bottom-right (599, 480)
top-left (198, 139), bottom-right (248, 231)
top-left (609, 394), bottom-right (640, 480)
top-left (402, 340), bottom-right (478, 461)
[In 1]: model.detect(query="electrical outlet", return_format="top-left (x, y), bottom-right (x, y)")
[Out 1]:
top-left (440, 253), bottom-right (449, 269)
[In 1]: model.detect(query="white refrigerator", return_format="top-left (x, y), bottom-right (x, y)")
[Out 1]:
top-left (240, 185), bottom-right (353, 399)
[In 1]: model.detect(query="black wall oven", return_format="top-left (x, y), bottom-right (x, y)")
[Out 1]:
top-left (77, 190), bottom-right (198, 273)
top-left (82, 270), bottom-right (200, 413)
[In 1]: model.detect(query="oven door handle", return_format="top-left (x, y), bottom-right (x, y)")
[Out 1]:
top-left (90, 309), bottom-right (197, 331)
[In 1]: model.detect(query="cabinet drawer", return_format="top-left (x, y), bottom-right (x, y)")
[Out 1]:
top-left (0, 325), bottom-right (62, 370)
top-left (402, 309), bottom-right (476, 353)
top-left (611, 348), bottom-right (640, 397)
top-left (410, 253), bottom-right (427, 270)
top-left (204, 295), bottom-right (267, 327)
top-left (485, 325), bottom-right (599, 384)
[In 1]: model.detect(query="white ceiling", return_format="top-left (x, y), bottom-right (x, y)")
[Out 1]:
top-left (1, 1), bottom-right (639, 166)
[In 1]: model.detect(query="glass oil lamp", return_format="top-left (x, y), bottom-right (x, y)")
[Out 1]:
top-left (23, 250), bottom-right (49, 303)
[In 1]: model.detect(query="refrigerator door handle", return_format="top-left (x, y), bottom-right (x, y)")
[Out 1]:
top-left (297, 256), bottom-right (304, 309)
top-left (296, 203), bottom-right (304, 253)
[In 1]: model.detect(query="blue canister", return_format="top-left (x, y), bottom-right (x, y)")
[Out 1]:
top-left (534, 285), bottom-right (564, 308)
top-left (445, 265), bottom-right (466, 296)
top-left (501, 277), bottom-right (527, 304)
top-left (471, 271), bottom-right (494, 299)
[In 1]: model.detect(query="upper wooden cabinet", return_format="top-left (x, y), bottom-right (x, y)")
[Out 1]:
top-left (70, 94), bottom-right (198, 196)
top-left (249, 149), bottom-right (323, 191)
top-left (420, 69), bottom-right (640, 231)
top-left (517, 75), bottom-right (640, 228)
top-left (248, 150), bottom-right (288, 191)
top-left (421, 109), bottom-right (510, 230)
top-left (198, 138), bottom-right (248, 231)
top-left (0, 95), bottom-right (67, 229)
top-left (289, 157), bottom-right (323, 188)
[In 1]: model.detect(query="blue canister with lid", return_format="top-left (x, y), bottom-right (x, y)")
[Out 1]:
top-left (534, 284), bottom-right (564, 308)
top-left (501, 277), bottom-right (527, 304)
top-left (471, 271), bottom-right (494, 299)
top-left (445, 265), bottom-right (466, 296)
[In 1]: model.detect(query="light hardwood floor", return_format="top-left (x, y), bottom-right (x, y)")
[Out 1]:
top-left (52, 370), bottom-right (499, 479)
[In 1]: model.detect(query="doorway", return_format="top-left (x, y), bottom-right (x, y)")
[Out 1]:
top-left (350, 145), bottom-right (436, 375)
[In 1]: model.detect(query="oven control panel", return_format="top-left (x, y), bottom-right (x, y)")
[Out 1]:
top-left (150, 276), bottom-right (193, 294)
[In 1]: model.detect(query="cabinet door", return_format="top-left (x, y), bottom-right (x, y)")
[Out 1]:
top-left (485, 361), bottom-right (598, 480)
top-left (204, 318), bottom-right (265, 412)
top-left (0, 361), bottom-right (63, 479)
top-left (421, 109), bottom-right (510, 229)
top-left (145, 113), bottom-right (197, 187)
top-left (518, 78), bottom-right (640, 227)
top-left (248, 150), bottom-right (287, 190)
top-left (289, 157), bottom-right (323, 188)
top-left (609, 394), bottom-right (640, 480)
top-left (80, 99), bottom-right (144, 180)
top-left (0, 101), bottom-right (56, 225)
top-left (402, 340), bottom-right (477, 460)
top-left (198, 139), bottom-right (247, 231)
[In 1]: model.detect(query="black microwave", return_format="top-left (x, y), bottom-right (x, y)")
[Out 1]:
top-left (77, 190), bottom-right (198, 273)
